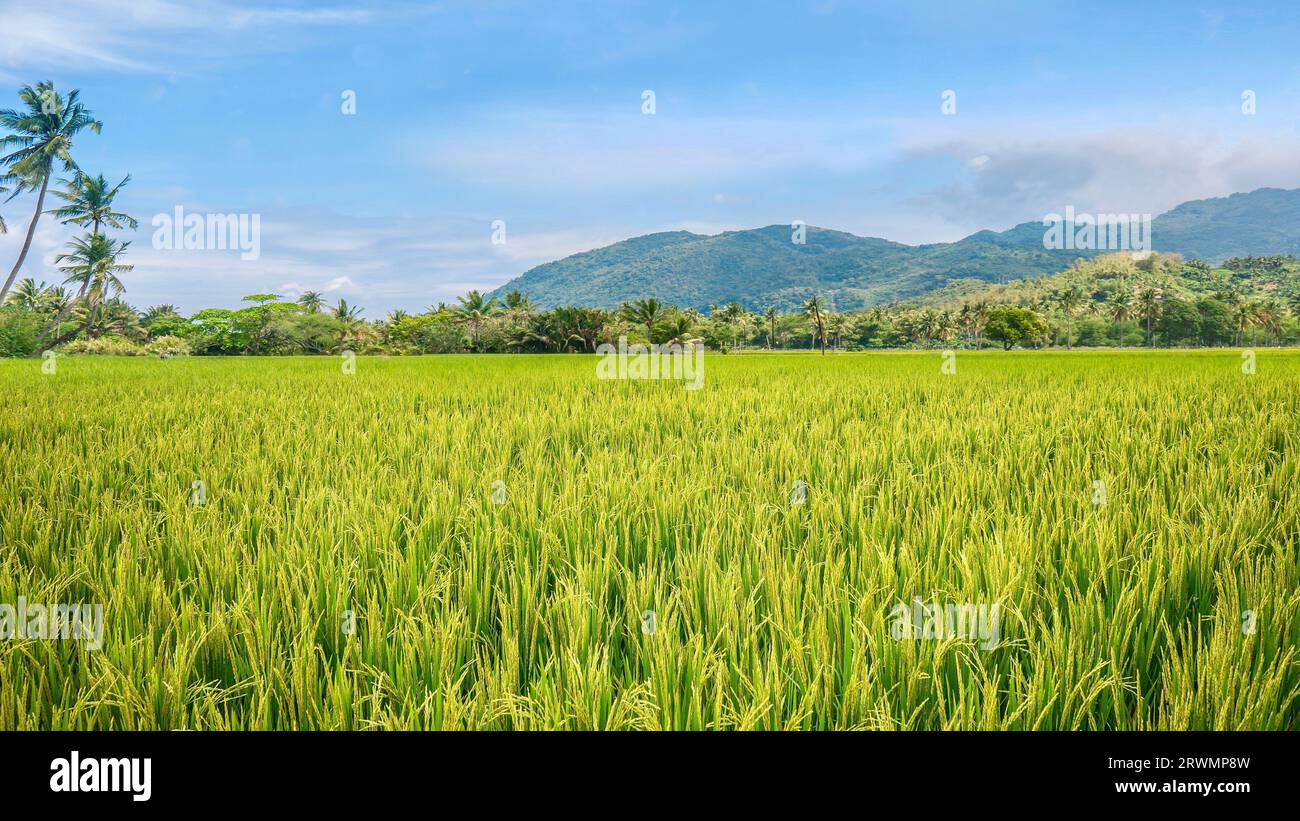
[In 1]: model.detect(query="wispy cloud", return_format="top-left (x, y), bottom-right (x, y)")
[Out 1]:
top-left (0, 0), bottom-right (374, 74)
top-left (405, 104), bottom-right (898, 189)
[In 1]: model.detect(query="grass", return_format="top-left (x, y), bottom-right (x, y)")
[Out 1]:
top-left (1, 350), bottom-right (1297, 730)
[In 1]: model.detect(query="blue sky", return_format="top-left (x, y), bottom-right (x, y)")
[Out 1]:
top-left (2, 0), bottom-right (1299, 314)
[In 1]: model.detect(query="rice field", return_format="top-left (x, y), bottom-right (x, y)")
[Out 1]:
top-left (1, 350), bottom-right (1297, 730)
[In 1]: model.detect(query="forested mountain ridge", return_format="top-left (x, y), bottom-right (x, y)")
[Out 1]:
top-left (492, 188), bottom-right (1300, 309)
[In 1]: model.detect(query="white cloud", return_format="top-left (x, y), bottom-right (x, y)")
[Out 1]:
top-left (905, 125), bottom-right (1300, 231)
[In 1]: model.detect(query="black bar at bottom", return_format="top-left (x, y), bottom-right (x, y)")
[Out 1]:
top-left (0, 731), bottom-right (1284, 809)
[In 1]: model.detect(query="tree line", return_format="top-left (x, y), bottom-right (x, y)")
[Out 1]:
top-left (3, 82), bottom-right (1298, 358)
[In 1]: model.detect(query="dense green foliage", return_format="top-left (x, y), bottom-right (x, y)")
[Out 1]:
top-left (8, 258), bottom-right (1298, 358)
top-left (913, 252), bottom-right (1300, 349)
top-left (3, 352), bottom-right (1297, 729)
top-left (984, 306), bottom-right (1049, 350)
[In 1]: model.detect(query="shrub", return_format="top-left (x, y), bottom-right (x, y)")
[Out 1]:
top-left (146, 335), bottom-right (192, 357)
top-left (60, 336), bottom-right (147, 356)
top-left (0, 308), bottom-right (40, 357)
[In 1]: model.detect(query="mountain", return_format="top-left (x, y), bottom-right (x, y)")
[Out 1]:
top-left (491, 188), bottom-right (1300, 310)
top-left (1145, 188), bottom-right (1300, 261)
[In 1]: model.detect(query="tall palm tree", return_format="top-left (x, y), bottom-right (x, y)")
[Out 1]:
top-left (297, 291), bottom-right (324, 313)
top-left (969, 301), bottom-right (989, 349)
top-left (1054, 285), bottom-right (1084, 349)
top-left (42, 234), bottom-right (132, 350)
top-left (804, 295), bottom-right (827, 354)
top-left (764, 306), bottom-right (779, 349)
top-left (0, 82), bottom-right (102, 304)
top-left (1137, 286), bottom-right (1162, 348)
top-left (451, 290), bottom-right (500, 351)
top-left (1107, 284), bottom-right (1134, 346)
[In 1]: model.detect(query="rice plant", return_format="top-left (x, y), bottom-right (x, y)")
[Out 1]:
top-left (1, 350), bottom-right (1296, 729)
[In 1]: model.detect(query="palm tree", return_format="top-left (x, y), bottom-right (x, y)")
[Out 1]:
top-left (764, 306), bottom-right (779, 349)
top-left (330, 299), bottom-right (367, 349)
top-left (1254, 300), bottom-right (1281, 346)
top-left (5, 277), bottom-right (47, 310)
top-left (333, 298), bottom-right (362, 321)
top-left (717, 302), bottom-right (746, 350)
top-left (38, 173), bottom-right (136, 341)
top-left (918, 309), bottom-right (945, 346)
top-left (74, 297), bottom-right (142, 341)
top-left (1231, 300), bottom-right (1257, 347)
top-left (833, 313), bottom-right (853, 350)
top-left (0, 181), bottom-right (7, 233)
top-left (294, 291), bottom-right (323, 313)
top-left (503, 290), bottom-right (535, 315)
top-left (1137, 286), bottom-right (1162, 348)
top-left (0, 82), bottom-right (103, 305)
top-left (47, 285), bottom-right (68, 315)
top-left (620, 298), bottom-right (667, 341)
top-left (47, 172), bottom-right (136, 236)
top-left (956, 303), bottom-right (975, 348)
top-left (551, 306), bottom-right (609, 352)
top-left (451, 290), bottom-right (500, 351)
top-left (141, 304), bottom-right (180, 327)
top-left (42, 234), bottom-right (132, 350)
top-left (1054, 285), bottom-right (1084, 349)
top-left (656, 313), bottom-right (695, 346)
top-left (1107, 286), bottom-right (1134, 347)
top-left (804, 295), bottom-right (827, 354)
top-left (968, 301), bottom-right (989, 349)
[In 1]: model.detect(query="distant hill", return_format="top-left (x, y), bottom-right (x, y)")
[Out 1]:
top-left (491, 188), bottom-right (1300, 310)
top-left (908, 252), bottom-right (1300, 313)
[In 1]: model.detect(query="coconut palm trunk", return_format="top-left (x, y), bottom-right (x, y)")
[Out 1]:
top-left (43, 321), bottom-right (84, 350)
top-left (0, 171), bottom-right (50, 305)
